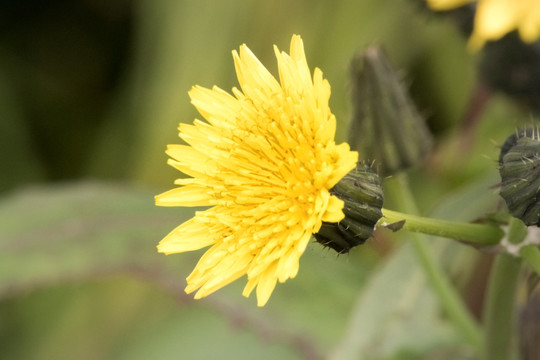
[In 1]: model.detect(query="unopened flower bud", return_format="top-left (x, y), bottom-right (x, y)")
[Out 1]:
top-left (314, 163), bottom-right (383, 253)
top-left (499, 128), bottom-right (540, 226)
top-left (348, 45), bottom-right (433, 176)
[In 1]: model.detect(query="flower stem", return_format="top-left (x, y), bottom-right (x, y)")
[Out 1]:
top-left (379, 209), bottom-right (504, 246)
top-left (384, 174), bottom-right (482, 348)
top-left (482, 218), bottom-right (524, 360)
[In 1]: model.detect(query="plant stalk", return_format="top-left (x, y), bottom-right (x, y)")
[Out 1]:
top-left (384, 174), bottom-right (482, 348)
top-left (379, 208), bottom-right (504, 246)
top-left (520, 244), bottom-right (540, 276)
top-left (482, 217), bottom-right (525, 360)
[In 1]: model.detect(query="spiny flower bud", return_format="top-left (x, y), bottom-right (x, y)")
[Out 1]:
top-left (348, 45), bottom-right (433, 176)
top-left (499, 127), bottom-right (540, 226)
top-left (313, 163), bottom-right (384, 253)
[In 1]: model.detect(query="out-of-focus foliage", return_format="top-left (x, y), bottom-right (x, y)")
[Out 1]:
top-left (0, 182), bottom-right (373, 359)
top-left (1, 0), bottom-right (537, 359)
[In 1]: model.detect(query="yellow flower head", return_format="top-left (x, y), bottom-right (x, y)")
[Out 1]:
top-left (156, 35), bottom-right (358, 306)
top-left (427, 0), bottom-right (540, 49)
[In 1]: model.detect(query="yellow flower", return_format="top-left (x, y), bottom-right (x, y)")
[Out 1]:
top-left (156, 35), bottom-right (358, 306)
top-left (427, 0), bottom-right (540, 49)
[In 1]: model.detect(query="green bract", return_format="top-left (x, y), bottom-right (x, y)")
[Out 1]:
top-left (314, 163), bottom-right (384, 253)
top-left (499, 128), bottom-right (540, 226)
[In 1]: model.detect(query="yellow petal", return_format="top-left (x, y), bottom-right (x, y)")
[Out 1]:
top-left (155, 186), bottom-right (213, 207)
top-left (426, 0), bottom-right (474, 10)
top-left (321, 195), bottom-right (346, 223)
top-left (157, 218), bottom-right (217, 254)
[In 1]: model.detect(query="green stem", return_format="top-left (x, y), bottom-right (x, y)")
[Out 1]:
top-left (379, 208), bottom-right (504, 246)
top-left (410, 231), bottom-right (483, 348)
top-left (384, 174), bottom-right (482, 348)
top-left (482, 255), bottom-right (522, 360)
top-left (520, 244), bottom-right (540, 277)
top-left (482, 218), bottom-right (524, 360)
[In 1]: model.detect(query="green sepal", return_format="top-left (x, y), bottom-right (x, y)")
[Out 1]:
top-left (314, 163), bottom-right (383, 253)
top-left (499, 128), bottom-right (540, 226)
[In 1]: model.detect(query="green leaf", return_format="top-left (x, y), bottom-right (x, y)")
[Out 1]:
top-left (0, 182), bottom-right (193, 296)
top-left (329, 243), bottom-right (463, 360)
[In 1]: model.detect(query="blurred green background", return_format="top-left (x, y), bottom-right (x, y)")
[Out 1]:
top-left (0, 0), bottom-right (535, 359)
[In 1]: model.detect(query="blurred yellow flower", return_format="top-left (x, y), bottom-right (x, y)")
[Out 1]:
top-left (427, 0), bottom-right (540, 49)
top-left (156, 35), bottom-right (358, 306)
